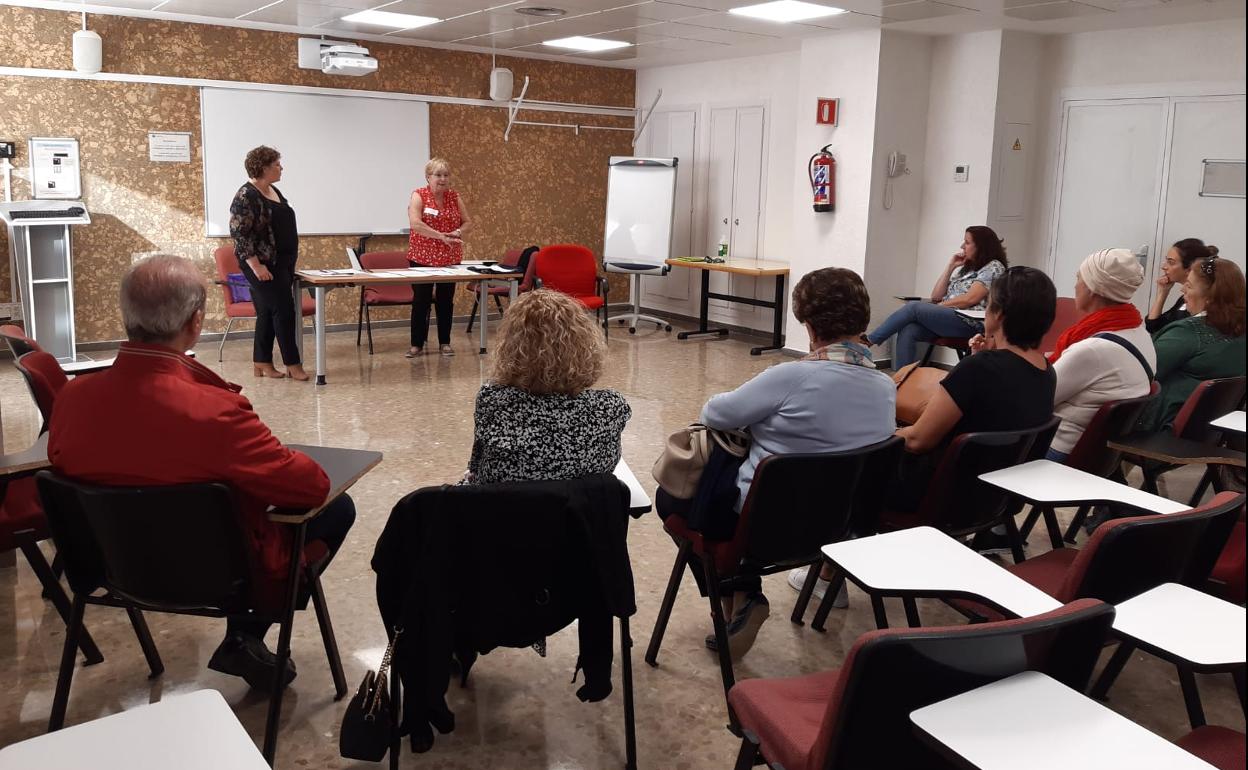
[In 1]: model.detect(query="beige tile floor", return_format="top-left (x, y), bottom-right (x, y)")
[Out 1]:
top-left (1, 322), bottom-right (1243, 769)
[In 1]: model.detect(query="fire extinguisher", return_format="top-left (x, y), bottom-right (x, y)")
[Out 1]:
top-left (808, 145), bottom-right (835, 213)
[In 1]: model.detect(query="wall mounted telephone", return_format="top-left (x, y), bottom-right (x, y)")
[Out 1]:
top-left (883, 151), bottom-right (909, 210)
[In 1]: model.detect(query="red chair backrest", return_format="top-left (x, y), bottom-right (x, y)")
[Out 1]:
top-left (534, 244), bottom-right (598, 299)
top-left (1056, 490), bottom-right (1244, 603)
top-left (360, 251), bottom-right (415, 305)
top-left (1172, 376), bottom-right (1247, 443)
top-left (1040, 297), bottom-right (1084, 355)
top-left (0, 324), bottom-right (42, 358)
top-left (14, 350), bottom-right (69, 432)
top-left (213, 245), bottom-right (241, 310)
top-left (1063, 382), bottom-right (1159, 477)
top-left (811, 599), bottom-right (1114, 770)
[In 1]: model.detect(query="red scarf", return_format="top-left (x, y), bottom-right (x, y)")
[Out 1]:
top-left (1047, 303), bottom-right (1141, 363)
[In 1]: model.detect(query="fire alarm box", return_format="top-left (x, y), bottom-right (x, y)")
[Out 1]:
top-left (816, 98), bottom-right (839, 126)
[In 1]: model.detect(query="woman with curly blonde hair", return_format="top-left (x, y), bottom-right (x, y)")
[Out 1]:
top-left (463, 289), bottom-right (631, 484)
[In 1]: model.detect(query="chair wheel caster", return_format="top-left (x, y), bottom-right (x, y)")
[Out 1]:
top-left (629, 327), bottom-right (636, 335)
top-left (617, 319), bottom-right (626, 325)
top-left (664, 325), bottom-right (672, 332)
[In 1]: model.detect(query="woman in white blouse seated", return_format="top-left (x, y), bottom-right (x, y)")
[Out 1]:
top-left (1045, 248), bottom-right (1155, 462)
top-left (865, 225), bottom-right (1008, 368)
top-left (463, 289), bottom-right (630, 484)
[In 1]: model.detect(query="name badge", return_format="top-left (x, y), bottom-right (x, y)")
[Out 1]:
top-left (423, 207), bottom-right (439, 217)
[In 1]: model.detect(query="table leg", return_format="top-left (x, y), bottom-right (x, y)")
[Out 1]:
top-left (1178, 666), bottom-right (1207, 728)
top-left (293, 277), bottom-right (304, 360)
top-left (677, 269), bottom-right (726, 341)
top-left (478, 281), bottom-right (488, 354)
top-left (263, 520), bottom-right (308, 764)
top-left (749, 274), bottom-right (786, 356)
top-left (314, 286), bottom-right (327, 385)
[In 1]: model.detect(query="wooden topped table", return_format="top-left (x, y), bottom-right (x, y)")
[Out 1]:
top-left (665, 258), bottom-right (790, 355)
top-left (0, 433), bottom-right (50, 481)
top-left (0, 689), bottom-right (269, 770)
top-left (910, 671), bottom-right (1217, 770)
top-left (1211, 410), bottom-right (1246, 435)
top-left (295, 266), bottom-right (521, 384)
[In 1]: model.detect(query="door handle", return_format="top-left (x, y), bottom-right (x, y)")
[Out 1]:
top-left (734, 218), bottom-right (739, 225)
top-left (722, 217), bottom-right (729, 225)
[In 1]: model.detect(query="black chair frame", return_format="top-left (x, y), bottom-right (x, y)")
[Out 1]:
top-left (36, 471), bottom-right (348, 766)
top-left (645, 438), bottom-right (904, 732)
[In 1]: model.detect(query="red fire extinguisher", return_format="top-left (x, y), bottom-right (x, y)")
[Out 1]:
top-left (808, 145), bottom-right (835, 213)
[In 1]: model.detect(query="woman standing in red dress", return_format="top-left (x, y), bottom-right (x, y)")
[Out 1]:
top-left (406, 157), bottom-right (473, 357)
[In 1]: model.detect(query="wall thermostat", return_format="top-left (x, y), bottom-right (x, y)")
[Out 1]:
top-left (0, 142), bottom-right (15, 159)
top-left (954, 164), bottom-right (969, 183)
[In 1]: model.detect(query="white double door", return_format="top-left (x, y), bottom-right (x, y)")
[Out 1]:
top-left (1049, 94), bottom-right (1246, 314)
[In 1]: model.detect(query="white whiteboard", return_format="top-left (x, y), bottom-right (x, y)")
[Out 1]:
top-left (200, 88), bottom-right (429, 236)
top-left (603, 157), bottom-right (677, 268)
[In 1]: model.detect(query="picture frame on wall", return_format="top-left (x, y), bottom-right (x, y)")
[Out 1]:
top-left (29, 137), bottom-right (82, 200)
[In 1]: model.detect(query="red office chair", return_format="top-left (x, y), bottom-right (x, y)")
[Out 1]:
top-left (1, 324), bottom-right (42, 358)
top-left (729, 599), bottom-right (1114, 770)
top-left (355, 250), bottom-right (414, 355)
top-left (533, 244), bottom-right (609, 335)
top-left (14, 351), bottom-right (68, 435)
top-left (465, 247), bottom-right (538, 335)
top-left (212, 246), bottom-right (315, 362)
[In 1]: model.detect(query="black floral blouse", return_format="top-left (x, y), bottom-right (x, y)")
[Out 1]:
top-left (229, 182), bottom-right (285, 268)
top-left (465, 384), bottom-right (631, 485)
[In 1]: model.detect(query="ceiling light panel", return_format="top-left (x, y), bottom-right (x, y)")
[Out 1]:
top-left (544, 35), bottom-right (632, 51)
top-left (729, 0), bottom-right (849, 22)
top-left (340, 10), bottom-right (440, 28)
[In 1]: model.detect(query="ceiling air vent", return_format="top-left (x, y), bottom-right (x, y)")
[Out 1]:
top-left (516, 6), bottom-right (567, 17)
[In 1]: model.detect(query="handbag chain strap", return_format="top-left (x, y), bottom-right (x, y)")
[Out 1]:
top-left (365, 626), bottom-right (402, 718)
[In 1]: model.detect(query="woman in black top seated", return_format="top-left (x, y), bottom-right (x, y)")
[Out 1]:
top-left (890, 267), bottom-right (1058, 542)
top-left (1146, 238), bottom-right (1218, 334)
top-left (228, 145), bottom-right (308, 381)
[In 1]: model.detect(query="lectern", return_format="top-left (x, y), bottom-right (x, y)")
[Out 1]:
top-left (0, 201), bottom-right (90, 362)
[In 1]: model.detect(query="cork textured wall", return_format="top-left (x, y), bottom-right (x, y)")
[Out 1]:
top-left (0, 6), bottom-right (635, 343)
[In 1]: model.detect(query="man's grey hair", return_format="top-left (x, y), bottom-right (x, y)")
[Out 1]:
top-left (120, 254), bottom-right (207, 344)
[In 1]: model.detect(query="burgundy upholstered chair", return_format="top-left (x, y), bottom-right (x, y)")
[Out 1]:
top-left (356, 250), bottom-right (414, 354)
top-left (213, 245), bottom-right (315, 362)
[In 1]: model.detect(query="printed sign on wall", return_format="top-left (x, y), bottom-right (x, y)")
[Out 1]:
top-left (29, 137), bottom-right (81, 200)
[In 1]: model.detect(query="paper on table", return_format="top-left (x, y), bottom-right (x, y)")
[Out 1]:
top-left (304, 268), bottom-right (364, 276)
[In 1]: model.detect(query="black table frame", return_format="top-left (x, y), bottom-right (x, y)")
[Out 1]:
top-left (677, 269), bottom-right (786, 355)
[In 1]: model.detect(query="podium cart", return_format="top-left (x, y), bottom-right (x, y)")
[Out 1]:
top-left (0, 201), bottom-right (90, 362)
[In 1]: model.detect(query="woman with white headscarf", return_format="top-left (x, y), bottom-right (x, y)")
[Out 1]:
top-left (1045, 248), bottom-right (1156, 461)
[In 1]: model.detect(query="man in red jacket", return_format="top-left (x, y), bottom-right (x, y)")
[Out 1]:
top-left (49, 254), bottom-right (355, 688)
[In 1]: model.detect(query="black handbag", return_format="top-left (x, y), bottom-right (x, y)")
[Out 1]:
top-left (340, 627), bottom-right (400, 762)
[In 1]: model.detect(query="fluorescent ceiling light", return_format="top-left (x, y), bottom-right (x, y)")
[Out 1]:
top-left (729, 0), bottom-right (848, 22)
top-left (340, 10), bottom-right (440, 29)
top-left (544, 36), bottom-right (631, 52)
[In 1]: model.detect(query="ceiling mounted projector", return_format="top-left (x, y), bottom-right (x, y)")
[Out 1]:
top-left (321, 44), bottom-right (377, 76)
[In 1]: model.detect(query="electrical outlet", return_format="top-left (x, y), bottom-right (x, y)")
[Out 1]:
top-left (954, 164), bottom-right (970, 183)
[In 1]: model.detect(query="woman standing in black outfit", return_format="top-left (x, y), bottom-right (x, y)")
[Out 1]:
top-left (228, 145), bottom-right (309, 381)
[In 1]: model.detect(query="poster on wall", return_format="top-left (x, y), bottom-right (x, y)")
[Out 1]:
top-left (149, 131), bottom-right (192, 163)
top-left (29, 137), bottom-right (82, 200)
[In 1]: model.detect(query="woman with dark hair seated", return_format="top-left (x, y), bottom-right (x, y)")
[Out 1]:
top-left (1147, 238), bottom-right (1219, 333)
top-left (1136, 257), bottom-right (1246, 434)
top-left (892, 266), bottom-right (1058, 552)
top-left (865, 225), bottom-right (1008, 368)
top-left (656, 267), bottom-right (896, 659)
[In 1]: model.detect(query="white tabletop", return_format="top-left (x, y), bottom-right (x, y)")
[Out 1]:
top-left (822, 526), bottom-right (1061, 618)
top-left (614, 458), bottom-right (652, 513)
top-left (60, 356), bottom-right (115, 374)
top-left (0, 690), bottom-right (267, 770)
top-left (955, 308), bottom-right (987, 320)
top-left (980, 460), bottom-right (1190, 515)
top-left (1112, 583), bottom-right (1246, 668)
top-left (1210, 411), bottom-right (1246, 435)
top-left (911, 671), bottom-right (1216, 770)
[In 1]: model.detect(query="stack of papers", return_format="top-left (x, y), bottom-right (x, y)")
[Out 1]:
top-left (303, 268), bottom-right (365, 276)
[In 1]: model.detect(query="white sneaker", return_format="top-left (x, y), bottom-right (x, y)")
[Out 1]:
top-left (787, 567), bottom-right (848, 608)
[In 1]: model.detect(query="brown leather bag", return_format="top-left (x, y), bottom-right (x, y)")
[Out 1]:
top-left (892, 363), bottom-right (948, 426)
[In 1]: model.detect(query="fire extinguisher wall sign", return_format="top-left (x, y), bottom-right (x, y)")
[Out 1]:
top-left (808, 145), bottom-right (835, 213)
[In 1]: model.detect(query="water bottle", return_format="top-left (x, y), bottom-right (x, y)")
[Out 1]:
top-left (717, 234), bottom-right (728, 259)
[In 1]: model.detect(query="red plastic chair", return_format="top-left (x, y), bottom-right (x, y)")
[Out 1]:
top-left (466, 247), bottom-right (536, 335)
top-left (533, 244), bottom-right (609, 335)
top-left (212, 246), bottom-right (315, 362)
top-left (729, 599), bottom-right (1114, 770)
top-left (355, 250), bottom-right (414, 355)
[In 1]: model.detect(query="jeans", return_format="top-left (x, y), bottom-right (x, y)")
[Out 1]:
top-left (411, 282), bottom-right (456, 347)
top-left (1045, 448), bottom-right (1069, 462)
top-left (867, 301), bottom-right (980, 369)
top-left (228, 493), bottom-right (357, 639)
top-left (241, 260), bottom-right (301, 366)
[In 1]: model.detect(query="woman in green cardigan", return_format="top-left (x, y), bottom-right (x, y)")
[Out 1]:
top-left (1137, 257), bottom-right (1246, 433)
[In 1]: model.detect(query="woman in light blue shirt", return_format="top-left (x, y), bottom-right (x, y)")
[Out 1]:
top-left (656, 267), bottom-right (896, 659)
top-left (865, 225), bottom-right (1008, 368)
